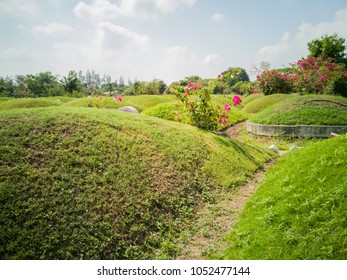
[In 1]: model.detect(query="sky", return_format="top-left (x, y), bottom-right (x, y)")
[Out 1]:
top-left (1, 0), bottom-right (347, 84)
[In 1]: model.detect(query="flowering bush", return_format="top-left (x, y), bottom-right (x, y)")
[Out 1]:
top-left (87, 95), bottom-right (123, 108)
top-left (173, 75), bottom-right (242, 130)
top-left (254, 57), bottom-right (347, 96)
top-left (255, 70), bottom-right (293, 95)
top-left (87, 95), bottom-right (105, 108)
top-left (293, 57), bottom-right (346, 95)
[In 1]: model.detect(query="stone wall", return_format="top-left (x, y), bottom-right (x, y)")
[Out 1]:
top-left (246, 122), bottom-right (347, 138)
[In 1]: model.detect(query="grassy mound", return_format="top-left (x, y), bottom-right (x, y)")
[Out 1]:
top-left (241, 94), bottom-right (263, 105)
top-left (242, 94), bottom-right (295, 114)
top-left (0, 97), bottom-right (13, 103)
top-left (220, 134), bottom-right (347, 259)
top-left (250, 95), bottom-right (347, 125)
top-left (0, 107), bottom-right (272, 259)
top-left (62, 95), bottom-right (177, 112)
top-left (0, 98), bottom-right (63, 110)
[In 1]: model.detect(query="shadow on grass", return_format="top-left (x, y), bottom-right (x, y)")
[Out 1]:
top-left (213, 136), bottom-right (264, 168)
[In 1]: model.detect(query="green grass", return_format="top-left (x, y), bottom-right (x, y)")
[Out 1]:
top-left (0, 98), bottom-right (63, 110)
top-left (62, 95), bottom-right (178, 112)
top-left (242, 94), bottom-right (295, 114)
top-left (218, 134), bottom-right (347, 259)
top-left (251, 95), bottom-right (347, 125)
top-left (0, 106), bottom-right (272, 259)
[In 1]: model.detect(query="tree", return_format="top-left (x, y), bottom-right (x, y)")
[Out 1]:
top-left (61, 71), bottom-right (83, 94)
top-left (221, 67), bottom-right (250, 87)
top-left (26, 72), bottom-right (62, 97)
top-left (0, 76), bottom-right (15, 97)
top-left (307, 33), bottom-right (347, 66)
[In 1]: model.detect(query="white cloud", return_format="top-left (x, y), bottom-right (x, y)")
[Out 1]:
top-left (257, 7), bottom-right (347, 67)
top-left (93, 21), bottom-right (149, 51)
top-left (211, 12), bottom-right (225, 22)
top-left (0, 47), bottom-right (42, 60)
top-left (0, 0), bottom-right (39, 18)
top-left (31, 22), bottom-right (74, 35)
top-left (73, 0), bottom-right (197, 21)
top-left (203, 53), bottom-right (221, 64)
top-left (166, 46), bottom-right (195, 64)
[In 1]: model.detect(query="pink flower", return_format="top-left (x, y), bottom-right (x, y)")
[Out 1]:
top-left (218, 118), bottom-right (227, 125)
top-left (96, 95), bottom-right (99, 99)
top-left (232, 95), bottom-right (243, 106)
top-left (223, 104), bottom-right (231, 112)
top-left (110, 107), bottom-right (113, 110)
top-left (114, 96), bottom-right (123, 102)
top-left (187, 82), bottom-right (197, 90)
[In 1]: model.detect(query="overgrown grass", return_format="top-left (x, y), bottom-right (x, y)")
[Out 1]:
top-left (251, 95), bottom-right (347, 125)
top-left (62, 95), bottom-right (178, 112)
top-left (0, 106), bottom-right (271, 260)
top-left (218, 134), bottom-right (347, 259)
top-left (242, 94), bottom-right (295, 114)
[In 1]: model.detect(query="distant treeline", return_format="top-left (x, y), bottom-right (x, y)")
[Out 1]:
top-left (0, 67), bottom-right (252, 98)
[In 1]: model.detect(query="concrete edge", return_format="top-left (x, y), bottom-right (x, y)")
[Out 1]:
top-left (246, 121), bottom-right (347, 138)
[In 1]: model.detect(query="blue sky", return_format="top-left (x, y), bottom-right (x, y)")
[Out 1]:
top-left (1, 0), bottom-right (347, 84)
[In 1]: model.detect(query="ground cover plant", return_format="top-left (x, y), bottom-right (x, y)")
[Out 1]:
top-left (219, 134), bottom-right (347, 259)
top-left (0, 98), bottom-right (63, 111)
top-left (250, 95), bottom-right (347, 125)
top-left (242, 94), bottom-right (295, 114)
top-left (0, 106), bottom-right (272, 259)
top-left (61, 94), bottom-right (177, 112)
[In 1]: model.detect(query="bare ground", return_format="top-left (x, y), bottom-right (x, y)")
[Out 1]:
top-left (176, 159), bottom-right (276, 259)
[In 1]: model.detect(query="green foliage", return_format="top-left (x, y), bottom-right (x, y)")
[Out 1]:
top-left (222, 67), bottom-right (250, 87)
top-left (228, 81), bottom-right (254, 95)
top-left (0, 106), bottom-right (270, 259)
top-left (124, 80), bottom-right (167, 95)
top-left (219, 134), bottom-right (347, 259)
top-left (61, 71), bottom-right (83, 94)
top-left (26, 72), bottom-right (64, 97)
top-left (173, 78), bottom-right (243, 130)
top-left (250, 95), bottom-right (347, 125)
top-left (307, 33), bottom-right (347, 66)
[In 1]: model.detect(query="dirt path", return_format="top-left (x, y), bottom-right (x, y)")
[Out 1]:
top-left (177, 159), bottom-right (276, 260)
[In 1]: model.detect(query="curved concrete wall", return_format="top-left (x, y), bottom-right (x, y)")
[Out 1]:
top-left (246, 122), bottom-right (347, 138)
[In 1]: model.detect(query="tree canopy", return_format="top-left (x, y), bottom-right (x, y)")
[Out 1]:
top-left (307, 33), bottom-right (347, 66)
